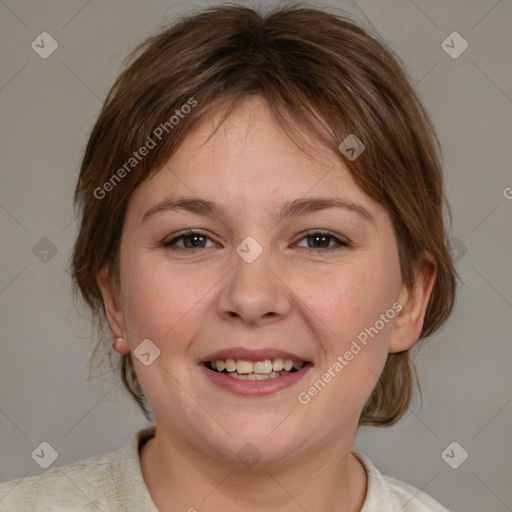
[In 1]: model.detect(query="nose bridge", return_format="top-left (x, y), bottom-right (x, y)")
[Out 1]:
top-left (218, 235), bottom-right (291, 325)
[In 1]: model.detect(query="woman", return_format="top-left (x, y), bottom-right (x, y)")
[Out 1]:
top-left (0, 4), bottom-right (456, 511)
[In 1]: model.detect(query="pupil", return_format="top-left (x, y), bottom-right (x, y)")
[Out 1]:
top-left (311, 234), bottom-right (327, 248)
top-left (187, 235), bottom-right (204, 248)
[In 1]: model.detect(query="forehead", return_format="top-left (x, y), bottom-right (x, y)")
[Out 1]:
top-left (176, 96), bottom-right (337, 176)
top-left (128, 96), bottom-right (386, 222)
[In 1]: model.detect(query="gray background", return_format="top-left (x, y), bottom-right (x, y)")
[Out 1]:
top-left (1, 0), bottom-right (511, 510)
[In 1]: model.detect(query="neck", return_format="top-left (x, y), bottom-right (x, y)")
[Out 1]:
top-left (140, 423), bottom-right (367, 512)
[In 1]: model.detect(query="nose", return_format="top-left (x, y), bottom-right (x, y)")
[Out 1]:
top-left (216, 243), bottom-right (292, 327)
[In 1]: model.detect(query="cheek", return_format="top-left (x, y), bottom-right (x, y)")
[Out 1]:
top-left (295, 267), bottom-right (400, 420)
top-left (120, 255), bottom-right (214, 349)
top-left (317, 260), bottom-right (399, 328)
top-left (118, 259), bottom-right (205, 402)
top-left (313, 260), bottom-right (401, 371)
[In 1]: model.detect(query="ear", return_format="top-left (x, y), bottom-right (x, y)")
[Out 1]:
top-left (388, 253), bottom-right (437, 353)
top-left (97, 265), bottom-right (127, 345)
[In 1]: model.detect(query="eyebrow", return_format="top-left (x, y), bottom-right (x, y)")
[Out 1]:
top-left (142, 196), bottom-right (375, 224)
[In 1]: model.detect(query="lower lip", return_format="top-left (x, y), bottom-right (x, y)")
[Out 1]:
top-left (200, 363), bottom-right (312, 396)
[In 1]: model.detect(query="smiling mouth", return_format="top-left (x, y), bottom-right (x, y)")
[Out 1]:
top-left (204, 358), bottom-right (306, 380)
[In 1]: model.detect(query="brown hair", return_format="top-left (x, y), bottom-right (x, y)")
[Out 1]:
top-left (70, 3), bottom-right (457, 426)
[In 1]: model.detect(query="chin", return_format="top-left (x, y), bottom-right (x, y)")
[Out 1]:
top-left (200, 419), bottom-right (309, 467)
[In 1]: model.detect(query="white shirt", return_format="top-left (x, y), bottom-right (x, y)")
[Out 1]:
top-left (0, 425), bottom-right (449, 511)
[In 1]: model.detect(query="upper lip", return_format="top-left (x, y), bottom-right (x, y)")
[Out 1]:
top-left (200, 347), bottom-right (309, 364)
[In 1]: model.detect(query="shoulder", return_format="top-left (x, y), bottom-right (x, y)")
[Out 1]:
top-left (0, 451), bottom-right (115, 512)
top-left (353, 450), bottom-right (451, 512)
top-left (0, 426), bottom-right (157, 512)
top-left (380, 474), bottom-right (450, 511)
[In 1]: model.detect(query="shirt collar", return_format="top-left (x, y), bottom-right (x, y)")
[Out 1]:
top-left (352, 449), bottom-right (393, 511)
top-left (110, 425), bottom-right (158, 511)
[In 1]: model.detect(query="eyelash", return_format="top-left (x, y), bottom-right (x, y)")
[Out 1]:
top-left (162, 229), bottom-right (350, 253)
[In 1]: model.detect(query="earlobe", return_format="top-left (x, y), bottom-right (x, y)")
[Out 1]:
top-left (96, 265), bottom-right (126, 340)
top-left (388, 255), bottom-right (437, 353)
top-left (113, 336), bottom-right (131, 354)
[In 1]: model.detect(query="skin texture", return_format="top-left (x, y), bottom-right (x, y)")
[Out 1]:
top-left (98, 95), bottom-right (436, 511)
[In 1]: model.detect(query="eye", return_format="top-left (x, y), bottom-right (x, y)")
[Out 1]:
top-left (162, 229), bottom-right (350, 253)
top-left (293, 230), bottom-right (350, 251)
top-left (163, 230), bottom-right (217, 251)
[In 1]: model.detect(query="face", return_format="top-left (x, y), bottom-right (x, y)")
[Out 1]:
top-left (100, 95), bottom-right (427, 466)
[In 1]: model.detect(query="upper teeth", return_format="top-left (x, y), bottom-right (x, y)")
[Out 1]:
top-left (210, 358), bottom-right (304, 374)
